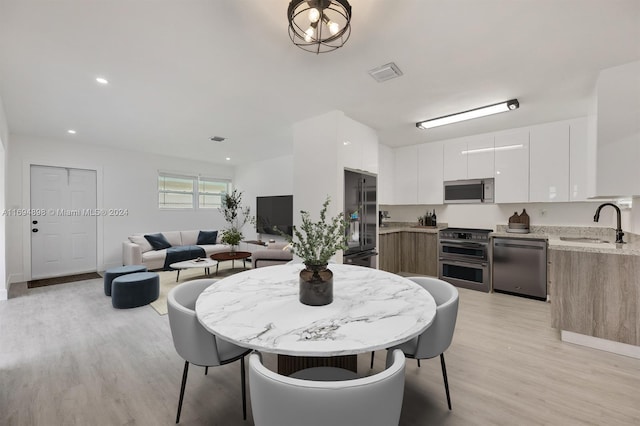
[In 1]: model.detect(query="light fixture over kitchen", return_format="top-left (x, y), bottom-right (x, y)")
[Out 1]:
top-left (287, 0), bottom-right (352, 54)
top-left (416, 99), bottom-right (520, 130)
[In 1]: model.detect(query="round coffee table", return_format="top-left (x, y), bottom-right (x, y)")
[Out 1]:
top-left (169, 258), bottom-right (218, 282)
top-left (210, 251), bottom-right (252, 274)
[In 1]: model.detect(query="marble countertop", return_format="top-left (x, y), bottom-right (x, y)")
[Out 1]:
top-left (379, 223), bottom-right (446, 235)
top-left (195, 263), bottom-right (436, 356)
top-left (492, 225), bottom-right (640, 256)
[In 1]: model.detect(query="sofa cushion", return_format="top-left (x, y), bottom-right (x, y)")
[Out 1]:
top-left (162, 231), bottom-right (183, 247)
top-left (197, 230), bottom-right (218, 245)
top-left (129, 235), bottom-right (153, 253)
top-left (180, 230), bottom-right (199, 246)
top-left (144, 233), bottom-right (172, 250)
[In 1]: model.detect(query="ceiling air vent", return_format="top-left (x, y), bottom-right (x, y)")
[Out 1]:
top-left (210, 136), bottom-right (226, 142)
top-left (368, 62), bottom-right (403, 82)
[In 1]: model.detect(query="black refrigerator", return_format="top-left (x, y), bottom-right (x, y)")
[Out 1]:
top-left (343, 169), bottom-right (378, 267)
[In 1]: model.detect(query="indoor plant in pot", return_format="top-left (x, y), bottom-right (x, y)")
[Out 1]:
top-left (283, 196), bottom-right (348, 306)
top-left (219, 189), bottom-right (254, 252)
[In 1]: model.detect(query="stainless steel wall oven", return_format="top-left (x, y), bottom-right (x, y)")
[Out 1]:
top-left (438, 228), bottom-right (492, 292)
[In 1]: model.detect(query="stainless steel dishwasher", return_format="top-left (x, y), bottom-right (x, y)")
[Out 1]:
top-left (492, 237), bottom-right (547, 300)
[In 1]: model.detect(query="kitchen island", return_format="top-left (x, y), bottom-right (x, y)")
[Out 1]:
top-left (494, 225), bottom-right (640, 358)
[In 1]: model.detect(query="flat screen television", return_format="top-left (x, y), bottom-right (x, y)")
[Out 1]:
top-left (256, 195), bottom-right (293, 236)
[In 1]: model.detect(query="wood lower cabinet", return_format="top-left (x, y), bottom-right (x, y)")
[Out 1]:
top-left (549, 248), bottom-right (640, 346)
top-left (379, 231), bottom-right (438, 277)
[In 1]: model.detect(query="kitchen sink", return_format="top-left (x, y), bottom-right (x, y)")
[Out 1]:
top-left (559, 236), bottom-right (609, 244)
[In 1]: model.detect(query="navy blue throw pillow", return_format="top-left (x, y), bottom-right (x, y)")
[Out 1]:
top-left (144, 233), bottom-right (172, 250)
top-left (197, 230), bottom-right (218, 245)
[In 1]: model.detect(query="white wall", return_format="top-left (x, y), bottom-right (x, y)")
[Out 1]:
top-left (381, 201), bottom-right (629, 232)
top-left (0, 97), bottom-right (8, 300)
top-left (6, 134), bottom-right (234, 284)
top-left (234, 154), bottom-right (293, 242)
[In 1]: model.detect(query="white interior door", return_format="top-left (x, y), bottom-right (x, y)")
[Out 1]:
top-left (30, 165), bottom-right (97, 279)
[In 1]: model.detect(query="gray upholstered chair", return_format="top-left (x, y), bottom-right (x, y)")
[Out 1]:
top-left (167, 279), bottom-right (251, 423)
top-left (382, 276), bottom-right (459, 410)
top-left (252, 242), bottom-right (293, 268)
top-left (249, 349), bottom-right (406, 426)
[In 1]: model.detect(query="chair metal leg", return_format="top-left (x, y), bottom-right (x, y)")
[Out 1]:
top-left (440, 353), bottom-right (452, 410)
top-left (241, 356), bottom-right (247, 420)
top-left (417, 359), bottom-right (421, 367)
top-left (205, 366), bottom-right (208, 375)
top-left (370, 351), bottom-right (375, 369)
top-left (176, 361), bottom-right (189, 423)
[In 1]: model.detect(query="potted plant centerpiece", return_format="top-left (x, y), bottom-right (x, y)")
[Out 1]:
top-left (219, 189), bottom-right (254, 252)
top-left (283, 196), bottom-right (348, 306)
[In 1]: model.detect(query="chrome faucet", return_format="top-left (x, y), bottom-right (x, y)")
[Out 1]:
top-left (593, 203), bottom-right (624, 243)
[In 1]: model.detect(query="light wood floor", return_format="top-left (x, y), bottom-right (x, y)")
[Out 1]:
top-left (1, 278), bottom-right (639, 425)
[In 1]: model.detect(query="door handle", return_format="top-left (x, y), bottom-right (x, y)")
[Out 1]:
top-left (32, 228), bottom-right (39, 233)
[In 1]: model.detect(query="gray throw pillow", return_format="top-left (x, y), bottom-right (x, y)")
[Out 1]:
top-left (197, 230), bottom-right (218, 245)
top-left (144, 233), bottom-right (172, 250)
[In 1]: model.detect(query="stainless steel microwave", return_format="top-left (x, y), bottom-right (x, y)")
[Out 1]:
top-left (444, 179), bottom-right (494, 204)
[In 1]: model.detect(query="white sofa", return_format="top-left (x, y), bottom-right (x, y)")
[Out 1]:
top-left (122, 230), bottom-right (230, 270)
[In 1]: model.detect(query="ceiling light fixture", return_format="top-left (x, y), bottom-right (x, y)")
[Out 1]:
top-left (67, 129), bottom-right (76, 134)
top-left (225, 157), bottom-right (231, 161)
top-left (416, 99), bottom-right (520, 130)
top-left (287, 0), bottom-right (352, 54)
top-left (95, 77), bottom-right (109, 85)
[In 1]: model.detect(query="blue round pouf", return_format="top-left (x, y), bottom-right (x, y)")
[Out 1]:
top-left (104, 265), bottom-right (147, 296)
top-left (111, 272), bottom-right (159, 309)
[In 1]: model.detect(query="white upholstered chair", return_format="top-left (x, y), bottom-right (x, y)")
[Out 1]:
top-left (383, 276), bottom-right (459, 410)
top-left (167, 279), bottom-right (251, 423)
top-left (249, 349), bottom-right (406, 426)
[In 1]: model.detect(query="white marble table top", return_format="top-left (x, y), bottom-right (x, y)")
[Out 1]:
top-left (195, 264), bottom-right (437, 356)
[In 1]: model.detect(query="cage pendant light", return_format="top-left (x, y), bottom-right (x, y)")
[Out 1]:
top-left (287, 0), bottom-right (352, 54)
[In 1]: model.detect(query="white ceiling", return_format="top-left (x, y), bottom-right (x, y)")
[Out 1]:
top-left (0, 0), bottom-right (638, 166)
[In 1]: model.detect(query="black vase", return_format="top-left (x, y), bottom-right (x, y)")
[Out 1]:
top-left (299, 263), bottom-right (333, 306)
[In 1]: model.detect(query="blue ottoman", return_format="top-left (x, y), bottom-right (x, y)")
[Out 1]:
top-left (104, 265), bottom-right (148, 296)
top-left (111, 272), bottom-right (160, 309)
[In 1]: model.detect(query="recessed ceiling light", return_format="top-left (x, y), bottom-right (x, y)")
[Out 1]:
top-left (67, 129), bottom-right (76, 134)
top-left (95, 77), bottom-right (109, 85)
top-left (225, 157), bottom-right (231, 161)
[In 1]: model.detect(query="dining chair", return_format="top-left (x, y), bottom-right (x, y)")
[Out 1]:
top-left (372, 276), bottom-right (459, 410)
top-left (167, 279), bottom-right (251, 423)
top-left (249, 349), bottom-right (406, 426)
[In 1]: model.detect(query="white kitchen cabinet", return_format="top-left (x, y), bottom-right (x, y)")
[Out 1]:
top-left (467, 135), bottom-right (495, 179)
top-left (339, 117), bottom-right (379, 174)
top-left (529, 122), bottom-right (569, 202)
top-left (443, 135), bottom-right (494, 181)
top-left (378, 144), bottom-right (395, 204)
top-left (494, 130), bottom-right (529, 203)
top-left (394, 145), bottom-right (418, 204)
top-left (417, 141), bottom-right (444, 204)
top-left (595, 60), bottom-right (640, 196)
top-left (443, 138), bottom-right (467, 181)
top-left (569, 117), bottom-right (591, 201)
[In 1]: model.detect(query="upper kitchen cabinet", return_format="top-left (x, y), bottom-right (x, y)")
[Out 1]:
top-left (394, 145), bottom-right (419, 204)
top-left (339, 116), bottom-right (379, 174)
top-left (568, 117), bottom-right (591, 201)
top-left (378, 144), bottom-right (395, 204)
top-left (417, 141), bottom-right (444, 204)
top-left (494, 130), bottom-right (529, 203)
top-left (443, 135), bottom-right (494, 181)
top-left (595, 60), bottom-right (640, 196)
top-left (529, 121), bottom-right (570, 202)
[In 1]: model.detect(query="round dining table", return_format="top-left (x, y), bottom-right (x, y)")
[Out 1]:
top-left (195, 263), bottom-right (437, 359)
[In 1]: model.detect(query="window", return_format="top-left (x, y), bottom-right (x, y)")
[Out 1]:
top-left (158, 173), bottom-right (230, 209)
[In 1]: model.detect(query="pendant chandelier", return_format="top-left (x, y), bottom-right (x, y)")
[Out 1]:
top-left (287, 0), bottom-right (352, 54)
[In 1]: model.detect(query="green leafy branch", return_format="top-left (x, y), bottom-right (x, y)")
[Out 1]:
top-left (281, 196), bottom-right (348, 266)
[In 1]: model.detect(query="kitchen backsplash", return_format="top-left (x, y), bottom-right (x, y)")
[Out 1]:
top-left (380, 202), bottom-right (633, 233)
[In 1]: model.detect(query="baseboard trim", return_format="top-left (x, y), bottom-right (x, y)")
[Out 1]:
top-left (0, 288), bottom-right (7, 301)
top-left (561, 330), bottom-right (640, 359)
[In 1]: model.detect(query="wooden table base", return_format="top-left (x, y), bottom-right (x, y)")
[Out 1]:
top-left (277, 354), bottom-right (358, 376)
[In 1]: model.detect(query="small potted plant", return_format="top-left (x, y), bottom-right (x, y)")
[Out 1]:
top-left (282, 196), bottom-right (348, 306)
top-left (219, 189), bottom-right (254, 252)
